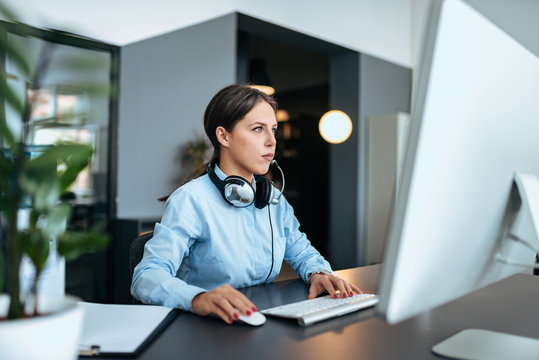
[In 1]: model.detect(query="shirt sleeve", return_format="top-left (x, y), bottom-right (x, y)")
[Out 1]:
top-left (130, 188), bottom-right (207, 311)
top-left (281, 197), bottom-right (333, 283)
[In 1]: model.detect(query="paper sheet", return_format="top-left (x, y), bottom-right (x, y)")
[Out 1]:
top-left (78, 302), bottom-right (174, 354)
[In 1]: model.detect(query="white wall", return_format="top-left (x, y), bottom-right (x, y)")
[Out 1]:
top-left (3, 0), bottom-right (414, 68)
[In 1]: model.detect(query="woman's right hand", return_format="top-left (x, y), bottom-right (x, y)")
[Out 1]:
top-left (191, 284), bottom-right (257, 324)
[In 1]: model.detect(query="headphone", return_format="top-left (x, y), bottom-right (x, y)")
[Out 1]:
top-left (207, 159), bottom-right (285, 209)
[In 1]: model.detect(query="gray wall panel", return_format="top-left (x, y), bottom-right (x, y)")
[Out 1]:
top-left (118, 14), bottom-right (237, 218)
top-left (330, 52), bottom-right (411, 269)
top-left (329, 52), bottom-right (360, 269)
top-left (358, 54), bottom-right (411, 265)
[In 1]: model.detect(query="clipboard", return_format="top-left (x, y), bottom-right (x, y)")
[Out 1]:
top-left (78, 302), bottom-right (180, 357)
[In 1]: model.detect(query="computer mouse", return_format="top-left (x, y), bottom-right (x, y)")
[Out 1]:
top-left (236, 311), bottom-right (266, 326)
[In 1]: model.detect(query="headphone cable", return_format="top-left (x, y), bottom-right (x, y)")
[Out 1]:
top-left (264, 206), bottom-right (274, 283)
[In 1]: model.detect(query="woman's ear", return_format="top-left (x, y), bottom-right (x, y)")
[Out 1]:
top-left (216, 126), bottom-right (230, 148)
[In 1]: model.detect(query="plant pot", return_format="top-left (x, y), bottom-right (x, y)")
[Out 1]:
top-left (0, 294), bottom-right (83, 360)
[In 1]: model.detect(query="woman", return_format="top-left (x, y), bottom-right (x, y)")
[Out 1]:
top-left (131, 84), bottom-right (361, 324)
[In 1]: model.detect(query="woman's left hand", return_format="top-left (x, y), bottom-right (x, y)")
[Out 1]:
top-left (308, 273), bottom-right (363, 299)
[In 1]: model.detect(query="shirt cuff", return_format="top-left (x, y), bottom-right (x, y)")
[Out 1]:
top-left (152, 277), bottom-right (208, 312)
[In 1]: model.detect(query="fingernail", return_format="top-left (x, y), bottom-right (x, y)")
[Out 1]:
top-left (349, 292), bottom-right (354, 297)
top-left (332, 294), bottom-right (338, 299)
top-left (252, 306), bottom-right (257, 312)
top-left (234, 313), bottom-right (239, 319)
top-left (246, 310), bottom-right (251, 316)
top-left (343, 293), bottom-right (348, 298)
top-left (228, 318), bottom-right (233, 324)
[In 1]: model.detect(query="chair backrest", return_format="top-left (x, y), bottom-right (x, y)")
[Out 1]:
top-left (129, 232), bottom-right (153, 282)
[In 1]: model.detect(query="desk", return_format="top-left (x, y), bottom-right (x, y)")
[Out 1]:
top-left (94, 265), bottom-right (539, 360)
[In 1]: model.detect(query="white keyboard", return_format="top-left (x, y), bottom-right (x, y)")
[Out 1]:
top-left (261, 293), bottom-right (379, 326)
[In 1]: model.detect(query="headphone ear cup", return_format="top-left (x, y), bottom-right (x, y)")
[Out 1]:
top-left (254, 176), bottom-right (273, 209)
top-left (224, 176), bottom-right (255, 207)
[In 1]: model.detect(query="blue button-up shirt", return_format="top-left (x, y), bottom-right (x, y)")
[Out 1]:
top-left (131, 165), bottom-right (332, 311)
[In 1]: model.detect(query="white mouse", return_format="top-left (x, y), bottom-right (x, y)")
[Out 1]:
top-left (236, 310), bottom-right (266, 326)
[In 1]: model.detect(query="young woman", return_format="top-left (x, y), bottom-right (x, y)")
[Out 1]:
top-left (131, 84), bottom-right (361, 324)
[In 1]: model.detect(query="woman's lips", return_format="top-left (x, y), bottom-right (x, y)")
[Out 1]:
top-left (263, 154), bottom-right (274, 161)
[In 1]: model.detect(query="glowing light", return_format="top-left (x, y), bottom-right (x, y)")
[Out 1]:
top-left (319, 110), bottom-right (352, 144)
top-left (248, 85), bottom-right (275, 96)
top-left (276, 109), bottom-right (290, 122)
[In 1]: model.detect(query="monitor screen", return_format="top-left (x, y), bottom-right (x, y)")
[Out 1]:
top-left (376, 0), bottom-right (539, 326)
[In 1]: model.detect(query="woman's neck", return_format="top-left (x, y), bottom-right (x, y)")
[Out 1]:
top-left (218, 156), bottom-right (254, 184)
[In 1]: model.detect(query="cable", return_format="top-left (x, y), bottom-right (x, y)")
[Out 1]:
top-left (264, 205), bottom-right (274, 283)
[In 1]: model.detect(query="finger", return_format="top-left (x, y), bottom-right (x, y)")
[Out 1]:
top-left (224, 288), bottom-right (257, 315)
top-left (214, 295), bottom-right (240, 322)
top-left (307, 283), bottom-right (320, 299)
top-left (229, 295), bottom-right (256, 316)
top-left (342, 281), bottom-right (353, 298)
top-left (210, 303), bottom-right (234, 324)
top-left (350, 284), bottom-right (363, 294)
top-left (331, 277), bottom-right (348, 298)
top-left (320, 276), bottom-right (337, 298)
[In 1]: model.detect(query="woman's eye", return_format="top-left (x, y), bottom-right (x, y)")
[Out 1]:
top-left (253, 127), bottom-right (262, 133)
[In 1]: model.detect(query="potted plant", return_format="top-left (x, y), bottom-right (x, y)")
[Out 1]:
top-left (0, 6), bottom-right (109, 360)
top-left (181, 133), bottom-right (212, 177)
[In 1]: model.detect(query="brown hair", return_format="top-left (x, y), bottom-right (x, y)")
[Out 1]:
top-left (158, 84), bottom-right (277, 202)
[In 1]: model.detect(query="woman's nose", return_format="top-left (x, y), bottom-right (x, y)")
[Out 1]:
top-left (267, 132), bottom-right (276, 146)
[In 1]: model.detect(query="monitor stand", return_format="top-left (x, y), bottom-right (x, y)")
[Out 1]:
top-left (432, 329), bottom-right (539, 360)
top-left (432, 173), bottom-right (539, 360)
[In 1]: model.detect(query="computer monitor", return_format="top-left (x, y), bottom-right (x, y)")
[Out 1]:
top-left (376, 0), bottom-right (539, 357)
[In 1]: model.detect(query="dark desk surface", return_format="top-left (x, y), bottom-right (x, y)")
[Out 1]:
top-left (95, 265), bottom-right (539, 360)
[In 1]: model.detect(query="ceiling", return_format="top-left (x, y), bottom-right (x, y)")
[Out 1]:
top-left (3, 0), bottom-right (539, 69)
top-left (2, 0), bottom-right (414, 67)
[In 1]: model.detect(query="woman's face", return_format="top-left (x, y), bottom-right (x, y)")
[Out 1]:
top-left (218, 100), bottom-right (277, 180)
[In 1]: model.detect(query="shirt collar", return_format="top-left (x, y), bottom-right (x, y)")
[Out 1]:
top-left (214, 163), bottom-right (227, 181)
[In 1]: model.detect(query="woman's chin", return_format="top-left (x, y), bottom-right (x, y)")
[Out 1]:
top-left (254, 165), bottom-right (271, 176)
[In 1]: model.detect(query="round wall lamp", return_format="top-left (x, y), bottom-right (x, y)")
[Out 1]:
top-left (318, 110), bottom-right (353, 144)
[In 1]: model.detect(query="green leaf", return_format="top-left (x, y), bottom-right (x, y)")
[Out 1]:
top-left (58, 145), bottom-right (93, 191)
top-left (0, 85), bottom-right (23, 147)
top-left (21, 160), bottom-right (60, 211)
top-left (0, 32), bottom-right (32, 78)
top-left (33, 176), bottom-right (61, 211)
top-left (0, 151), bottom-right (14, 186)
top-left (19, 230), bottom-right (50, 272)
top-left (57, 222), bottom-right (109, 261)
top-left (26, 143), bottom-right (93, 190)
top-left (44, 203), bottom-right (71, 238)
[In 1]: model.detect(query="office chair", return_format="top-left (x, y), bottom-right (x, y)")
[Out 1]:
top-left (129, 231), bottom-right (153, 304)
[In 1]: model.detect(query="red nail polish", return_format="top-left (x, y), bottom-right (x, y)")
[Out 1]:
top-left (333, 294), bottom-right (337, 299)
top-left (234, 313), bottom-right (239, 319)
top-left (343, 293), bottom-right (348, 298)
top-left (349, 292), bottom-right (354, 297)
top-left (246, 310), bottom-right (251, 316)
top-left (228, 318), bottom-right (233, 323)
top-left (252, 306), bottom-right (257, 312)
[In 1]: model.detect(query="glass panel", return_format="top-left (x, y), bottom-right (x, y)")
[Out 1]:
top-left (5, 33), bottom-right (112, 227)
